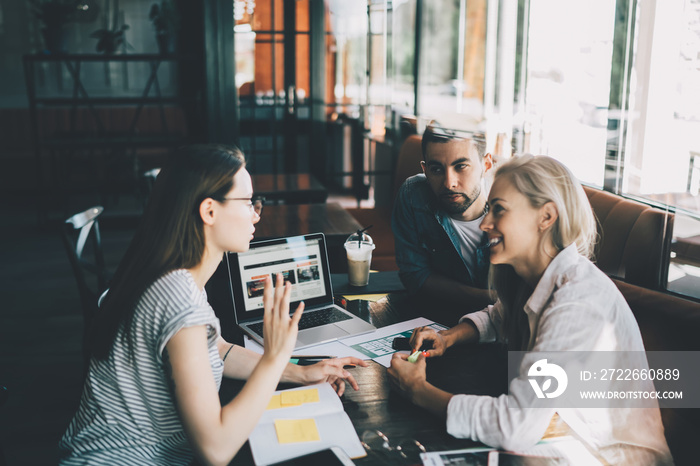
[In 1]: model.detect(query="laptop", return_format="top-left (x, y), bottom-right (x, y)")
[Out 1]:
top-left (225, 233), bottom-right (376, 349)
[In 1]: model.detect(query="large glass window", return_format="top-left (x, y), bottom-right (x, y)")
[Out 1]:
top-left (379, 0), bottom-right (700, 298)
top-left (391, 0), bottom-right (416, 115)
top-left (620, 0), bottom-right (693, 200)
top-left (415, 0), bottom-right (487, 131)
top-left (417, 0), bottom-right (461, 118)
top-left (327, 0), bottom-right (367, 115)
top-left (522, 0), bottom-right (616, 185)
top-left (520, 0), bottom-right (700, 298)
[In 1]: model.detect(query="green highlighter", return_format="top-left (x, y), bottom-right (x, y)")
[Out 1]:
top-left (407, 350), bottom-right (422, 363)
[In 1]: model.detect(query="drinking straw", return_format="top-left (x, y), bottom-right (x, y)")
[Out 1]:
top-left (355, 225), bottom-right (373, 248)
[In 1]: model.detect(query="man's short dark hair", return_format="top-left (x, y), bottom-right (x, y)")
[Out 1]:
top-left (421, 123), bottom-right (486, 161)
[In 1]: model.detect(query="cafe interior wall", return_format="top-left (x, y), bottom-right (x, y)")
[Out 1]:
top-left (0, 0), bottom-right (184, 196)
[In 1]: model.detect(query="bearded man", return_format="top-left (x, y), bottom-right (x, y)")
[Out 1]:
top-left (392, 125), bottom-right (494, 319)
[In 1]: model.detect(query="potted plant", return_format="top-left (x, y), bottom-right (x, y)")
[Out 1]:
top-left (90, 24), bottom-right (130, 54)
top-left (149, 1), bottom-right (179, 54)
top-left (30, 0), bottom-right (78, 54)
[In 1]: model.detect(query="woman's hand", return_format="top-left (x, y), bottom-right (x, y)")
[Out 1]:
top-left (409, 326), bottom-right (448, 357)
top-left (299, 357), bottom-right (368, 396)
top-left (261, 274), bottom-right (304, 365)
top-left (387, 352), bottom-right (427, 403)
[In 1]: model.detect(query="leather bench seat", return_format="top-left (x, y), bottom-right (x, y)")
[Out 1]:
top-left (613, 278), bottom-right (700, 466)
top-left (583, 186), bottom-right (674, 290)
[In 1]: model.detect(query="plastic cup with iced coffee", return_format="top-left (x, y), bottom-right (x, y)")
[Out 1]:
top-left (344, 230), bottom-right (375, 287)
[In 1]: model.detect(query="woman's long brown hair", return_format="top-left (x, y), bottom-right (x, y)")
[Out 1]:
top-left (89, 144), bottom-right (245, 360)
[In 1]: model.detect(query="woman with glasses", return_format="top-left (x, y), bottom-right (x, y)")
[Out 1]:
top-left (388, 155), bottom-right (672, 465)
top-left (60, 144), bottom-right (366, 465)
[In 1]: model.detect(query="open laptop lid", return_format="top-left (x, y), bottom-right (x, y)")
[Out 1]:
top-left (226, 233), bottom-right (335, 324)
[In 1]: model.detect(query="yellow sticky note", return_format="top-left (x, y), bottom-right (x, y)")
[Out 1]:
top-left (274, 418), bottom-right (320, 444)
top-left (280, 388), bottom-right (320, 406)
top-left (267, 394), bottom-right (300, 410)
top-left (343, 293), bottom-right (387, 302)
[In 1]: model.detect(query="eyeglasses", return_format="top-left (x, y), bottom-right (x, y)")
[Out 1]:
top-left (218, 195), bottom-right (265, 215)
top-left (360, 429), bottom-right (427, 464)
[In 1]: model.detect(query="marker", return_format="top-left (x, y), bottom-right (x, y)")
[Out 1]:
top-left (407, 350), bottom-right (421, 363)
top-left (407, 350), bottom-right (430, 363)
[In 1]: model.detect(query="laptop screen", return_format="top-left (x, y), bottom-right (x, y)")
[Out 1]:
top-left (227, 234), bottom-right (334, 321)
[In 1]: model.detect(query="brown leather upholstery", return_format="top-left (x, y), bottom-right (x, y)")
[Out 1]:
top-left (613, 279), bottom-right (700, 352)
top-left (583, 186), bottom-right (674, 290)
top-left (390, 135), bottom-right (424, 201)
top-left (346, 135), bottom-right (423, 271)
top-left (613, 278), bottom-right (700, 466)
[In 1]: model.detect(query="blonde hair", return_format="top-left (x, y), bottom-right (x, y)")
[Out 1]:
top-left (495, 154), bottom-right (596, 258)
top-left (490, 155), bottom-right (597, 350)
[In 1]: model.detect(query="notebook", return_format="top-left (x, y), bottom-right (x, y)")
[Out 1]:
top-left (248, 383), bottom-right (366, 465)
top-left (225, 233), bottom-right (376, 349)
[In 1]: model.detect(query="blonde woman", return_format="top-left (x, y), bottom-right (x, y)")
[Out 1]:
top-left (388, 155), bottom-right (672, 465)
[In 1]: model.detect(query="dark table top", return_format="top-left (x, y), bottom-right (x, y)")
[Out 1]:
top-left (252, 174), bottom-right (328, 205)
top-left (330, 271), bottom-right (406, 296)
top-left (220, 292), bottom-right (510, 465)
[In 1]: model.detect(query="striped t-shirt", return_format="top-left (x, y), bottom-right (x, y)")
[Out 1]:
top-left (60, 269), bottom-right (224, 465)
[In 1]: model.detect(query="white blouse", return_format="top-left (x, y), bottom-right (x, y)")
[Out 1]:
top-left (446, 244), bottom-right (672, 465)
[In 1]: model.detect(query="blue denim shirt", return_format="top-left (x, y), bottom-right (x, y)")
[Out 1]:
top-left (391, 174), bottom-right (490, 292)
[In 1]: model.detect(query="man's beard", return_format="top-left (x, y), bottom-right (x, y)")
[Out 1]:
top-left (438, 185), bottom-right (482, 216)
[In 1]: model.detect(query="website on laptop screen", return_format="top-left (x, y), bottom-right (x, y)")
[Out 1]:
top-left (237, 238), bottom-right (328, 311)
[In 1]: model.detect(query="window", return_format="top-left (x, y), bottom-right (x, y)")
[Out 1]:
top-left (522, 0), bottom-right (616, 186)
top-left (415, 0), bottom-right (488, 132)
top-left (368, 0), bottom-right (700, 298)
top-left (327, 0), bottom-right (367, 116)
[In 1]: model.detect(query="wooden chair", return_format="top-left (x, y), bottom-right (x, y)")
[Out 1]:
top-left (139, 168), bottom-right (161, 206)
top-left (61, 206), bottom-right (108, 363)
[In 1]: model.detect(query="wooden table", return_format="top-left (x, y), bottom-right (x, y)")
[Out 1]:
top-left (252, 173), bottom-right (328, 205)
top-left (219, 293), bottom-right (510, 466)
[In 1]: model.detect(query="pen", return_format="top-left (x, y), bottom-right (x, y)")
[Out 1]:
top-left (289, 355), bottom-right (336, 366)
top-left (290, 355), bottom-right (335, 359)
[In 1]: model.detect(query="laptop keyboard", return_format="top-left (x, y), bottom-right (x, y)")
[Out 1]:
top-left (247, 307), bottom-right (352, 338)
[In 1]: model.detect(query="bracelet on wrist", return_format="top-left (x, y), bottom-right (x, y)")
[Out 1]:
top-left (222, 344), bottom-right (235, 362)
